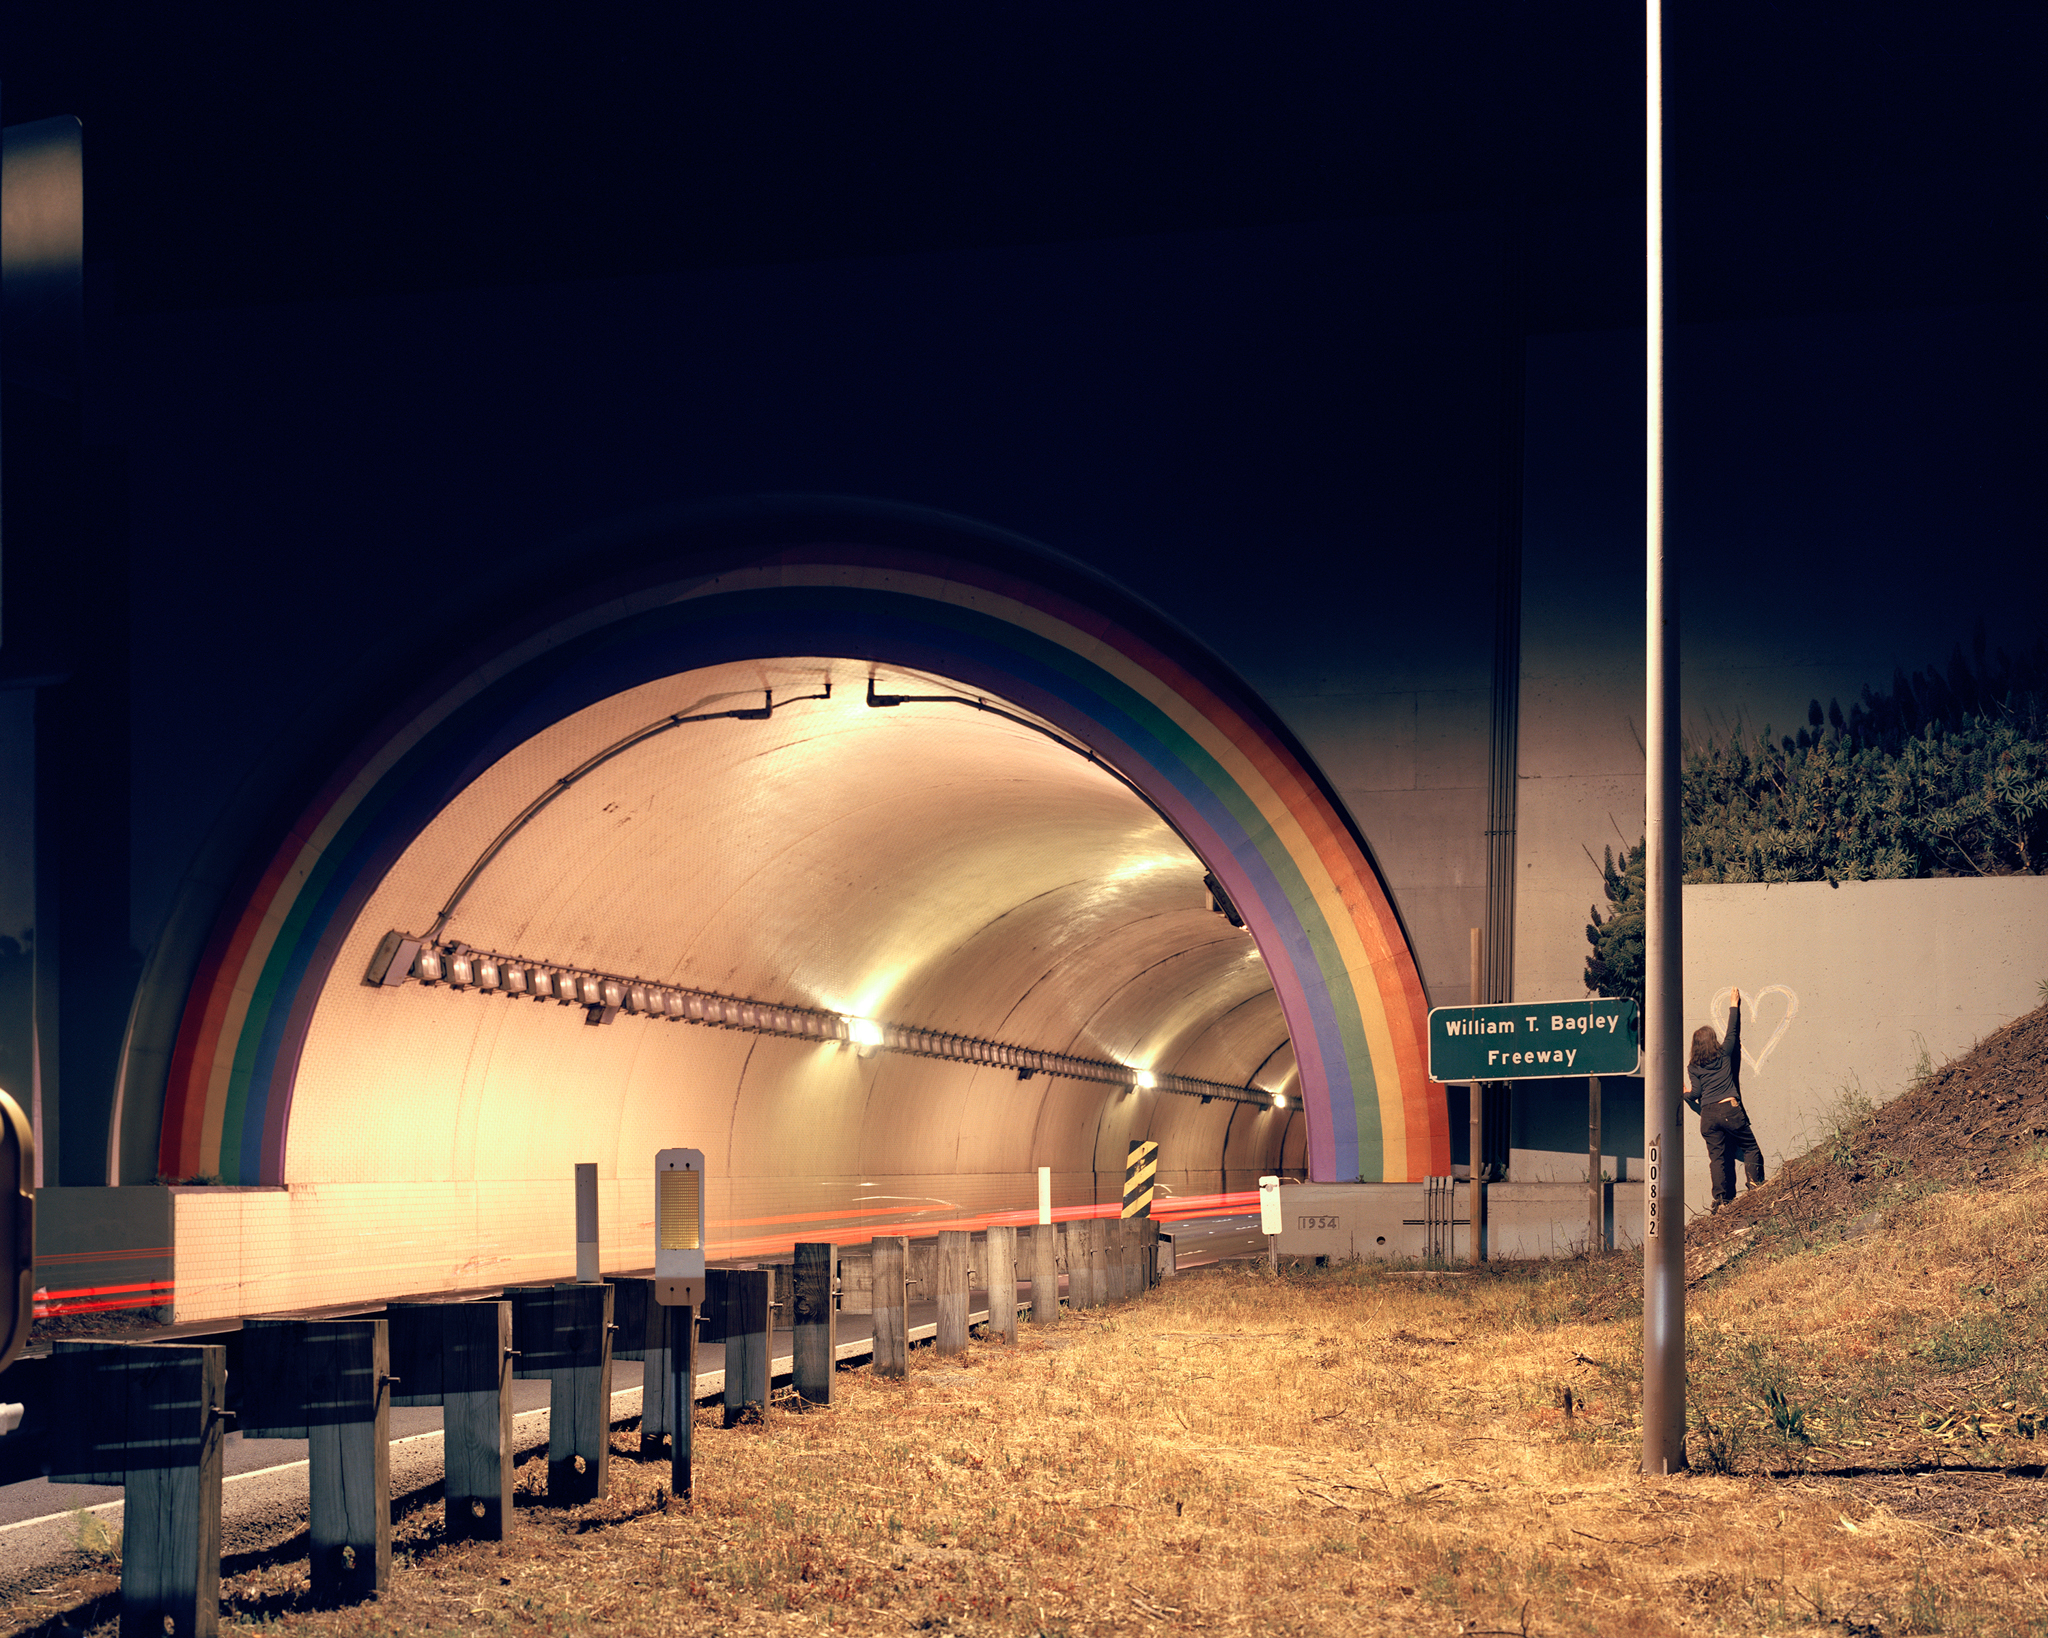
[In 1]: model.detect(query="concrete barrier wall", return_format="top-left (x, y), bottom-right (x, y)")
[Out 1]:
top-left (1676, 877), bottom-right (2048, 1217)
top-left (1272, 1180), bottom-right (1645, 1263)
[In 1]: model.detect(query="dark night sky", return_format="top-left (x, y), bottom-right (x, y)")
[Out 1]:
top-left (5, 5), bottom-right (2040, 320)
top-left (4, 0), bottom-right (2046, 936)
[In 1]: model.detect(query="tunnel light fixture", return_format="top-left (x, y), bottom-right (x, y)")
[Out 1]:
top-left (1272, 1093), bottom-right (1289, 1110)
top-left (374, 933), bottom-right (1269, 1104)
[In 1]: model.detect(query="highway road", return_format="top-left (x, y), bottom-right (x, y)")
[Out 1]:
top-left (1162, 1212), bottom-right (1267, 1269)
top-left (0, 1218), bottom-right (1265, 1598)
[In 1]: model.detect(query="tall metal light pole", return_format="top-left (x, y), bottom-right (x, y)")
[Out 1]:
top-left (1641, 0), bottom-right (1687, 1474)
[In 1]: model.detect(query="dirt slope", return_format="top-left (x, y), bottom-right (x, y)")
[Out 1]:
top-left (1692, 999), bottom-right (2048, 1258)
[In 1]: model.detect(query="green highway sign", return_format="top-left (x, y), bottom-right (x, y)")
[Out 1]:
top-left (1427, 998), bottom-right (1640, 1082)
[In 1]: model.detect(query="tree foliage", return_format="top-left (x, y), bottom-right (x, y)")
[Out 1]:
top-left (1586, 631), bottom-right (2048, 995)
top-left (1683, 631), bottom-right (2048, 885)
top-left (1584, 842), bottom-right (1644, 1008)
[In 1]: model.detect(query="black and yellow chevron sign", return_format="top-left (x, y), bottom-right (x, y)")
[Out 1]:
top-left (1122, 1140), bottom-right (1158, 1219)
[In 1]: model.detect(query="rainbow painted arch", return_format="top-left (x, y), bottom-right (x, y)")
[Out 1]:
top-left (158, 540), bottom-right (1452, 1187)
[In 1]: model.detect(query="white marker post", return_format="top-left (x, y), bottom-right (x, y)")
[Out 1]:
top-left (1258, 1174), bottom-right (1282, 1272)
top-left (1642, 0), bottom-right (1688, 1475)
top-left (655, 1148), bottom-right (706, 1499)
top-left (1037, 1165), bottom-right (1052, 1226)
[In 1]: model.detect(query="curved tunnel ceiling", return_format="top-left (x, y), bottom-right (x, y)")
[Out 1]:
top-left (383, 657), bottom-right (1290, 1085)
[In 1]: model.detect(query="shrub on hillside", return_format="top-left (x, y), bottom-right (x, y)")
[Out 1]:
top-left (1586, 632), bottom-right (2048, 995)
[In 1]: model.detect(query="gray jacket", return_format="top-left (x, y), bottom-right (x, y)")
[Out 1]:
top-left (1683, 1004), bottom-right (1742, 1116)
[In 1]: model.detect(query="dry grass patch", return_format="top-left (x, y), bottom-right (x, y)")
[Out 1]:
top-left (1686, 1156), bottom-right (2048, 1482)
top-left (12, 1250), bottom-right (2048, 1638)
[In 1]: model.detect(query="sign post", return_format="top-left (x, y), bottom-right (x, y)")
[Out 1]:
top-left (654, 1148), bottom-right (705, 1500)
top-left (1428, 999), bottom-right (1640, 1268)
top-left (1589, 1076), bottom-right (1604, 1254)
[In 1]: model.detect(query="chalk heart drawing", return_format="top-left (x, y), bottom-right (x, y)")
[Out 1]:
top-left (1709, 985), bottom-right (1800, 1077)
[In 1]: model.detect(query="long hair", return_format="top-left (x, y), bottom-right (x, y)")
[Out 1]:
top-left (1689, 1024), bottom-right (1722, 1068)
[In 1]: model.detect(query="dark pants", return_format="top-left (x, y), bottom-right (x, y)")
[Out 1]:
top-left (1701, 1099), bottom-right (1764, 1206)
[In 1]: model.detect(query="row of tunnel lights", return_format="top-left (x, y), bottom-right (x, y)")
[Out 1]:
top-left (375, 934), bottom-right (1283, 1109)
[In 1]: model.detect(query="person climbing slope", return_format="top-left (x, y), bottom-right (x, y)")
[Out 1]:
top-left (1684, 989), bottom-right (1764, 1210)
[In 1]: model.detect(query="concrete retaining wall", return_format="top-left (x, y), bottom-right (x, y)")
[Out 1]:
top-left (1508, 877), bottom-right (2048, 1218)
top-left (1273, 1180), bottom-right (1644, 1263)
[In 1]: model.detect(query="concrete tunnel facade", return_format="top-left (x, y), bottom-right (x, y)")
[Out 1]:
top-left (120, 512), bottom-right (1448, 1321)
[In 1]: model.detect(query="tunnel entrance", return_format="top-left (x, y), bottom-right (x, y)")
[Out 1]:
top-left (140, 520), bottom-right (1443, 1316)
top-left (290, 659), bottom-right (1296, 1303)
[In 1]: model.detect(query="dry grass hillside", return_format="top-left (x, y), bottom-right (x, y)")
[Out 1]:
top-left (8, 1007), bottom-right (2046, 1638)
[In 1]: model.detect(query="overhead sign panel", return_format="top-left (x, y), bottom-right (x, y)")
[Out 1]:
top-left (1427, 999), bottom-right (1639, 1082)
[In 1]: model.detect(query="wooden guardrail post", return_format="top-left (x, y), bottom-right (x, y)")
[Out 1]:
top-left (605, 1278), bottom-right (674, 1459)
top-left (51, 1340), bottom-right (226, 1638)
top-left (935, 1230), bottom-right (969, 1356)
top-left (871, 1235), bottom-right (908, 1376)
top-left (443, 1302), bottom-right (514, 1537)
top-left (1108, 1220), bottom-right (1130, 1301)
top-left (1079, 1219), bottom-right (1103, 1309)
top-left (984, 1223), bottom-right (1018, 1343)
top-left (509, 1283), bottom-right (614, 1503)
top-left (792, 1242), bottom-right (837, 1405)
top-left (1029, 1224), bottom-right (1061, 1325)
top-left (242, 1319), bottom-right (391, 1603)
top-left (709, 1267), bottom-right (770, 1422)
top-left (388, 1301), bottom-right (514, 1540)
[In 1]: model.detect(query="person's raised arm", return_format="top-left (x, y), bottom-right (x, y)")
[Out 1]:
top-left (1725, 989), bottom-right (1742, 1064)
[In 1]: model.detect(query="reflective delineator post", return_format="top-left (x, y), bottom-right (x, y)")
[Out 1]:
top-left (574, 1162), bottom-right (599, 1283)
top-left (1641, 0), bottom-right (1687, 1476)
